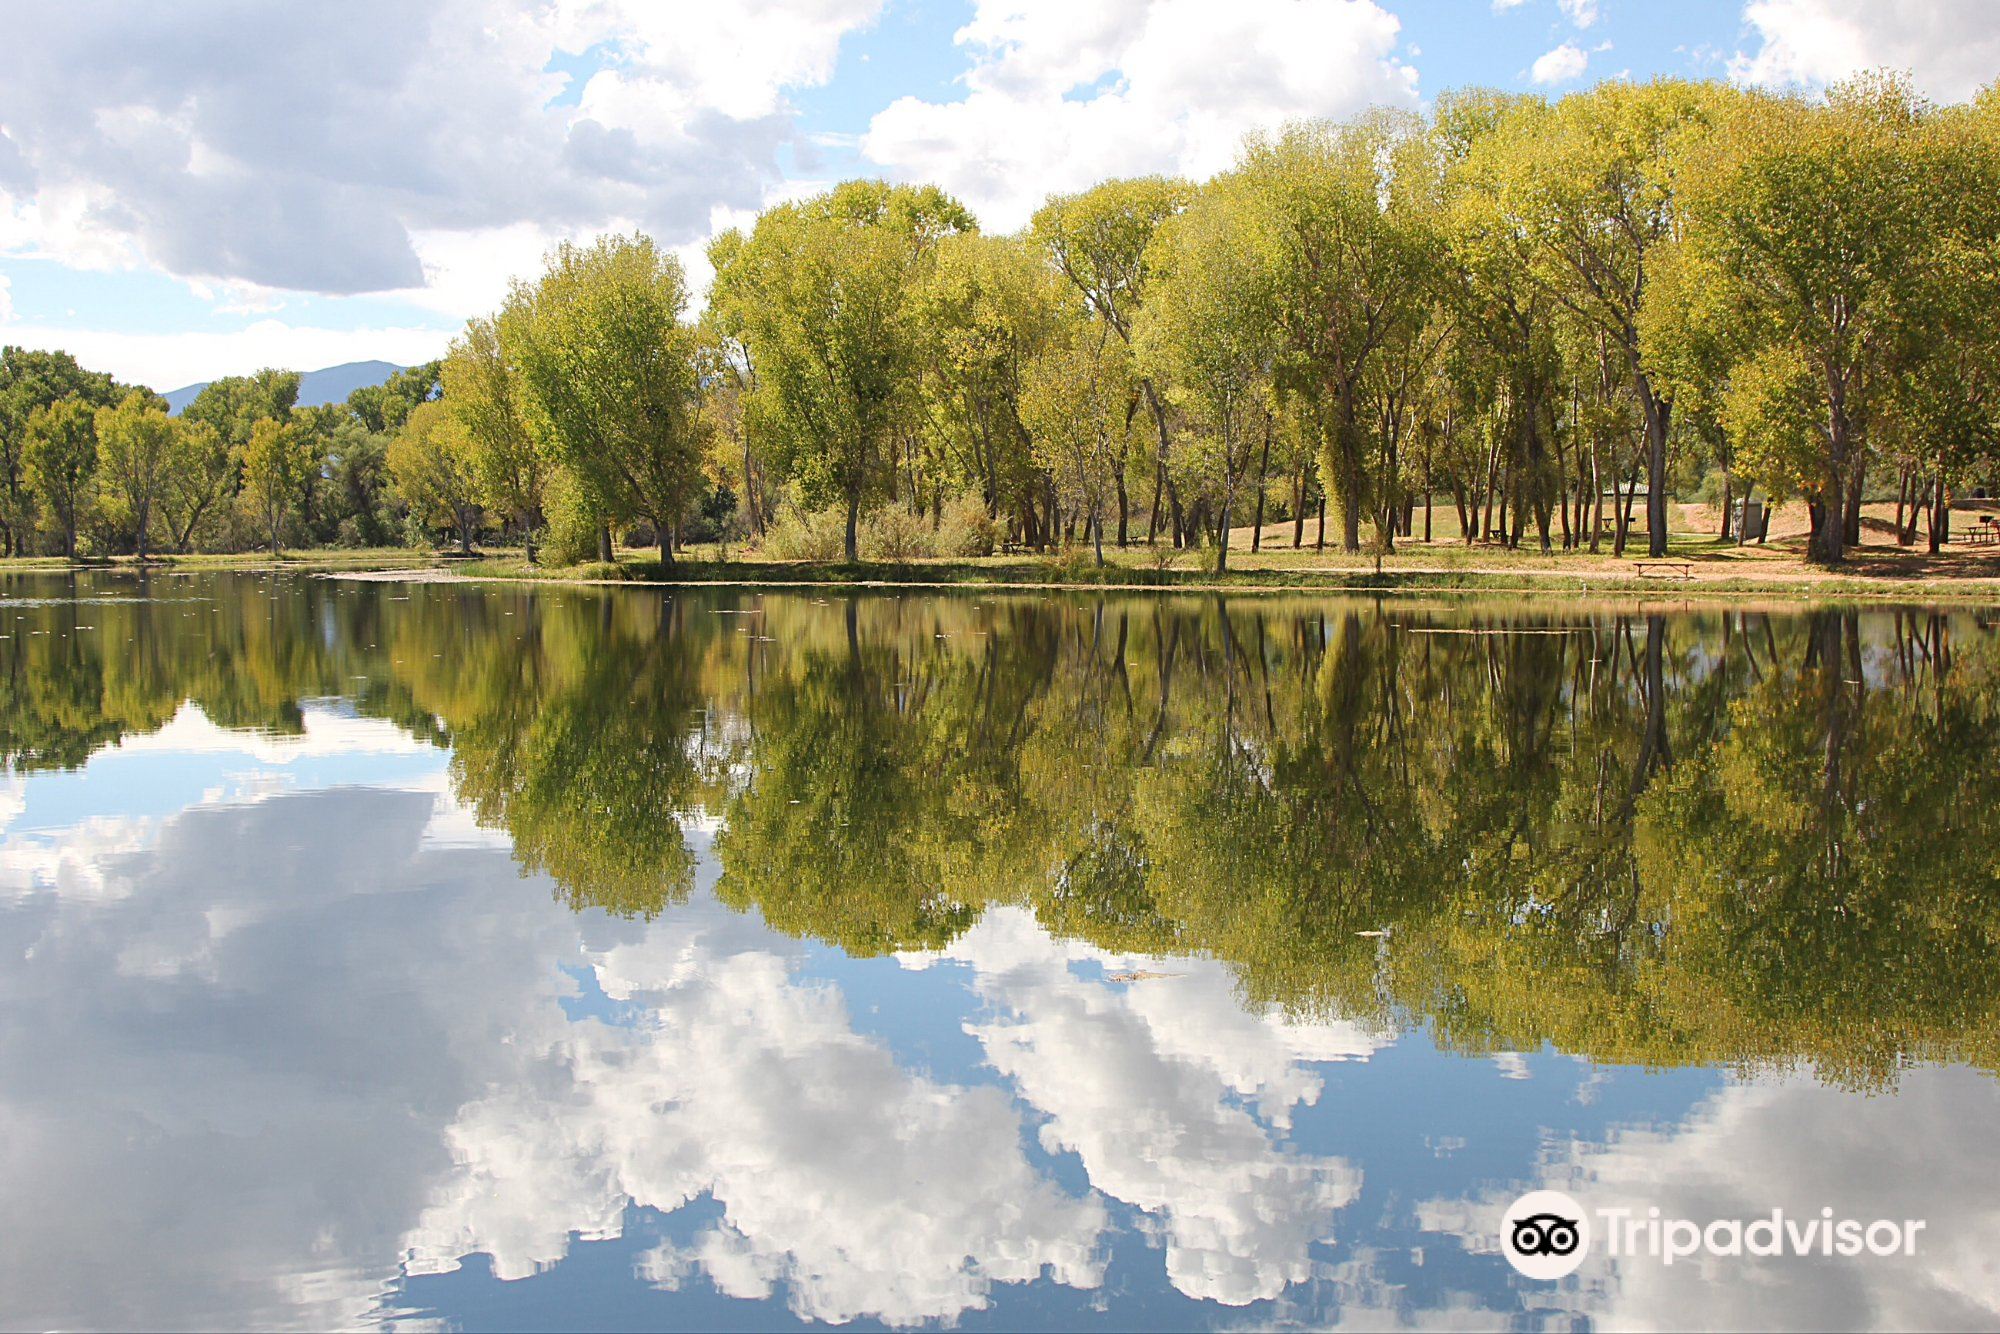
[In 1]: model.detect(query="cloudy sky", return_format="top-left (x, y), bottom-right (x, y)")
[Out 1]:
top-left (1, 0), bottom-right (1995, 391)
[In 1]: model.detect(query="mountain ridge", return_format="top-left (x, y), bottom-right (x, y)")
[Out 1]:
top-left (163, 359), bottom-right (406, 415)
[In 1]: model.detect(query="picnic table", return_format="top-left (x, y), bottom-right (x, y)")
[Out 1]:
top-left (1966, 516), bottom-right (2000, 546)
top-left (1634, 560), bottom-right (1694, 580)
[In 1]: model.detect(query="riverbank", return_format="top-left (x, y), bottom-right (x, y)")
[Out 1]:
top-left (12, 535), bottom-right (2000, 602)
top-left (434, 537), bottom-right (2000, 603)
top-left (0, 548), bottom-right (439, 576)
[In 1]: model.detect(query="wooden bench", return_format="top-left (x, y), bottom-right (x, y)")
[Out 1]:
top-left (1635, 560), bottom-right (1694, 580)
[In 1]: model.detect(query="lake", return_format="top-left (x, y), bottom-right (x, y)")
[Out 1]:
top-left (2, 572), bottom-right (1996, 1331)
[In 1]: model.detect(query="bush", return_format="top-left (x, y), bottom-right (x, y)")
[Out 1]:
top-left (863, 505), bottom-right (935, 561)
top-left (936, 494), bottom-right (998, 557)
top-left (763, 503), bottom-right (847, 561)
top-left (541, 470), bottom-right (604, 566)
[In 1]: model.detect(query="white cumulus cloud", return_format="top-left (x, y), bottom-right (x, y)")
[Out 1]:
top-left (0, 0), bottom-right (883, 297)
top-left (1531, 42), bottom-right (1591, 85)
top-left (1732, 0), bottom-right (2000, 102)
top-left (1559, 0), bottom-right (1601, 28)
top-left (859, 0), bottom-right (1419, 230)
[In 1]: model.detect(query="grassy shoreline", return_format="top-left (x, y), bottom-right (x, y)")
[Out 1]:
top-left (9, 543), bottom-right (2000, 603)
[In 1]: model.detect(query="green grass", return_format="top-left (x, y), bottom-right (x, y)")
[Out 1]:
top-left (10, 535), bottom-right (2000, 603)
top-left (445, 541), bottom-right (2000, 603)
top-left (0, 547), bottom-right (437, 574)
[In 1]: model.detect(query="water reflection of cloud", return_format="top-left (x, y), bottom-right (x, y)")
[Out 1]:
top-left (15, 726), bottom-right (1989, 1331)
top-left (114, 701), bottom-right (434, 762)
top-left (404, 912), bottom-right (1109, 1326)
top-left (0, 785), bottom-right (552, 1329)
top-left (1418, 1070), bottom-right (2000, 1331)
top-left (929, 909), bottom-right (1383, 1306)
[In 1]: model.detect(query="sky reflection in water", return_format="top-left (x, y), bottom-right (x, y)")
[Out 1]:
top-left (1, 573), bottom-right (1997, 1331)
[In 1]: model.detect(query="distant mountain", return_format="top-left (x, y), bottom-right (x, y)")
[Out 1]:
top-left (164, 360), bottom-right (406, 416)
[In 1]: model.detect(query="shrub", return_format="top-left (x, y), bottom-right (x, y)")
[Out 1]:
top-left (863, 505), bottom-right (935, 561)
top-left (763, 503), bottom-right (847, 561)
top-left (936, 494), bottom-right (998, 557)
top-left (540, 469), bottom-right (604, 566)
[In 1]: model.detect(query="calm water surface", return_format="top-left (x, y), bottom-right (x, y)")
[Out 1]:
top-left (2, 572), bottom-right (1997, 1331)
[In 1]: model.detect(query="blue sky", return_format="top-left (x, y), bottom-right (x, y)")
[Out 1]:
top-left (0, 0), bottom-right (1991, 391)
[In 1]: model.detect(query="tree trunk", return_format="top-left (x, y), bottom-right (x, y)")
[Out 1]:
top-left (1843, 458), bottom-right (1865, 547)
top-left (1147, 457), bottom-right (1163, 545)
top-left (1251, 417), bottom-right (1272, 554)
top-left (1719, 471), bottom-right (1734, 543)
top-left (1589, 438), bottom-right (1604, 553)
top-left (1141, 381), bottom-right (1184, 547)
top-left (1116, 468), bottom-right (1129, 547)
top-left (1928, 468), bottom-right (1948, 554)
top-left (844, 492), bottom-right (860, 562)
top-left (597, 523), bottom-right (613, 563)
top-left (1809, 408), bottom-right (1850, 567)
top-left (1291, 459), bottom-right (1306, 548)
top-left (1638, 375), bottom-right (1671, 558)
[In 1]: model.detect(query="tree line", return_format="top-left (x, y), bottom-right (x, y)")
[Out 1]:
top-left (5, 72), bottom-right (1998, 567)
top-left (0, 349), bottom-right (444, 558)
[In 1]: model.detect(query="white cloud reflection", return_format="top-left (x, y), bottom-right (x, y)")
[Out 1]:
top-left (5, 715), bottom-right (1995, 1332)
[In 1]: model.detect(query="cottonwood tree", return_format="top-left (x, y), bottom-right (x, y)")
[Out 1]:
top-left (1683, 75), bottom-right (1978, 565)
top-left (158, 420), bottom-right (233, 553)
top-left (1234, 118), bottom-right (1434, 552)
top-left (724, 182), bottom-right (974, 560)
top-left (238, 417), bottom-right (313, 556)
top-left (442, 314), bottom-right (546, 559)
top-left (389, 399), bottom-right (483, 553)
top-left (1031, 177), bottom-right (1194, 545)
top-left (1482, 80), bottom-right (1730, 558)
top-left (23, 399), bottom-right (99, 558)
top-left (183, 370), bottom-right (300, 452)
top-left (909, 232), bottom-right (1065, 538)
top-left (0, 347), bottom-right (122, 555)
top-left (1138, 176), bottom-right (1279, 572)
top-left (1021, 321), bottom-right (1137, 566)
top-left (510, 234), bottom-right (713, 567)
top-left (94, 390), bottom-right (176, 559)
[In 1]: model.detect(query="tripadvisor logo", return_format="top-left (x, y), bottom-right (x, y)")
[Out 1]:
top-left (1500, 1189), bottom-right (1929, 1280)
top-left (1502, 1190), bottom-right (1591, 1280)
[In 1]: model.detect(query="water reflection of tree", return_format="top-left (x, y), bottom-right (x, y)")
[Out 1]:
top-left (5, 572), bottom-right (1997, 1087)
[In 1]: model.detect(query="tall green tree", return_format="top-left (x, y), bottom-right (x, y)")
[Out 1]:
top-left (1681, 75), bottom-right (1976, 565)
top-left (22, 399), bottom-right (100, 558)
top-left (182, 370), bottom-right (301, 451)
top-left (94, 391), bottom-right (177, 558)
top-left (1138, 177), bottom-right (1280, 572)
top-left (723, 182), bottom-right (975, 560)
top-left (910, 232), bottom-right (1065, 536)
top-left (509, 233), bottom-right (711, 567)
top-left (1481, 80), bottom-right (1729, 558)
top-left (443, 315), bottom-right (546, 559)
top-left (159, 420), bottom-right (234, 553)
top-left (345, 361), bottom-right (441, 434)
top-left (238, 417), bottom-right (313, 556)
top-left (1022, 322), bottom-right (1138, 566)
top-left (1031, 177), bottom-right (1194, 545)
top-left (389, 399), bottom-right (483, 553)
top-left (0, 347), bottom-right (122, 555)
top-left (1234, 117), bottom-right (1435, 552)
